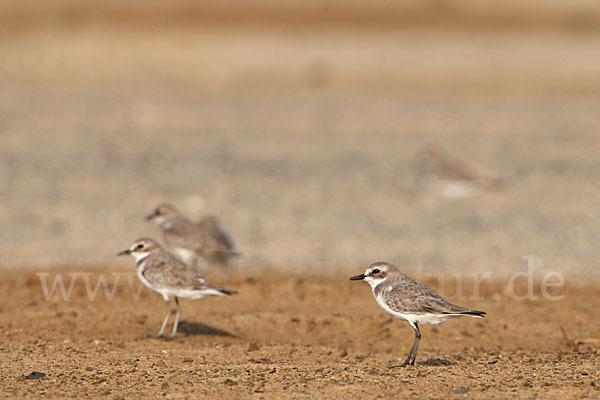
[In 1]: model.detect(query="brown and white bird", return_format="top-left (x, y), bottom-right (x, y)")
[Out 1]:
top-left (145, 203), bottom-right (239, 267)
top-left (350, 262), bottom-right (485, 366)
top-left (417, 145), bottom-right (503, 199)
top-left (117, 237), bottom-right (236, 338)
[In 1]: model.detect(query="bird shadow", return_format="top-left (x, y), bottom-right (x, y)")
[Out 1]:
top-left (417, 358), bottom-right (456, 366)
top-left (177, 320), bottom-right (240, 338)
top-left (388, 358), bottom-right (455, 369)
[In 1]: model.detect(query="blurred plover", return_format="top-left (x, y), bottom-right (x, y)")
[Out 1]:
top-left (417, 145), bottom-right (502, 199)
top-left (350, 262), bottom-right (485, 366)
top-left (146, 203), bottom-right (239, 267)
top-left (117, 237), bottom-right (236, 338)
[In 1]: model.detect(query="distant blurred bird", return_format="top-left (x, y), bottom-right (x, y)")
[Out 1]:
top-left (117, 237), bottom-right (236, 338)
top-left (416, 145), bottom-right (503, 199)
top-left (146, 203), bottom-right (240, 268)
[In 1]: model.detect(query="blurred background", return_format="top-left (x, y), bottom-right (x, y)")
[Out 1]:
top-left (1, 0), bottom-right (599, 276)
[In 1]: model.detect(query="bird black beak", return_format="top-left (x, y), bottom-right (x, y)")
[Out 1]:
top-left (349, 273), bottom-right (366, 281)
top-left (144, 213), bottom-right (155, 221)
top-left (117, 249), bottom-right (131, 256)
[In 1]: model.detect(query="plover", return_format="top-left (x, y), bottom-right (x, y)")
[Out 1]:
top-left (145, 203), bottom-right (239, 267)
top-left (350, 262), bottom-right (485, 366)
top-left (117, 237), bottom-right (236, 338)
top-left (417, 145), bottom-right (502, 199)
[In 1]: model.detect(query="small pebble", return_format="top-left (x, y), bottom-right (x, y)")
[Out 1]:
top-left (24, 372), bottom-right (46, 380)
top-left (455, 386), bottom-right (469, 394)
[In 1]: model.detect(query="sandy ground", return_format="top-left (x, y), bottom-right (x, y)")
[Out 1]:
top-left (1, 266), bottom-right (598, 399)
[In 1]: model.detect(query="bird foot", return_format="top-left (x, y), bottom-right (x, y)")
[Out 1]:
top-left (388, 361), bottom-right (411, 369)
top-left (147, 333), bottom-right (164, 339)
top-left (399, 359), bottom-right (416, 367)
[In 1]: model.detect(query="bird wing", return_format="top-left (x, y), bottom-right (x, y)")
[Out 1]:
top-left (162, 218), bottom-right (207, 253)
top-left (382, 278), bottom-right (473, 315)
top-left (434, 155), bottom-right (482, 182)
top-left (141, 253), bottom-right (208, 290)
top-left (198, 216), bottom-right (236, 254)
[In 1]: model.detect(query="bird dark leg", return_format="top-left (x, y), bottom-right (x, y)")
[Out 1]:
top-left (150, 297), bottom-right (172, 338)
top-left (409, 323), bottom-right (421, 365)
top-left (169, 297), bottom-right (181, 339)
top-left (401, 322), bottom-right (421, 366)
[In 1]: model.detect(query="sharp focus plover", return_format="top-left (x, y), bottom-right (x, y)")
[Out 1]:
top-left (117, 237), bottom-right (237, 338)
top-left (417, 145), bottom-right (502, 199)
top-left (145, 203), bottom-right (240, 267)
top-left (350, 262), bottom-right (485, 366)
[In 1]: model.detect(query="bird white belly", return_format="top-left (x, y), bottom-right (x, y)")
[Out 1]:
top-left (162, 287), bottom-right (227, 299)
top-left (171, 247), bottom-right (198, 266)
top-left (428, 177), bottom-right (481, 199)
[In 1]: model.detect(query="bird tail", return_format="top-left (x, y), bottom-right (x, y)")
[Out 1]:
top-left (461, 310), bottom-right (486, 318)
top-left (211, 251), bottom-right (242, 266)
top-left (200, 283), bottom-right (237, 297)
top-left (214, 250), bottom-right (242, 258)
top-left (218, 287), bottom-right (237, 296)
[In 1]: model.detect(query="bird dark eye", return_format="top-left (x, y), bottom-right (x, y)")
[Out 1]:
top-left (136, 244), bottom-right (144, 249)
top-left (371, 269), bottom-right (380, 274)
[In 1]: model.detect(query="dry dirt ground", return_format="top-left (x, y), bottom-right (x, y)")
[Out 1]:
top-left (1, 266), bottom-right (598, 399)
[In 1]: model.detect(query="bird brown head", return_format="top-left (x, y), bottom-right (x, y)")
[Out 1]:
top-left (145, 203), bottom-right (178, 224)
top-left (350, 262), bottom-right (398, 287)
top-left (416, 145), bottom-right (445, 173)
top-left (117, 237), bottom-right (163, 261)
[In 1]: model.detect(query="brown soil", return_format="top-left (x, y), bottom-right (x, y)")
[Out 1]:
top-left (1, 267), bottom-right (598, 399)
